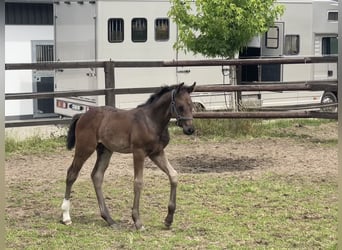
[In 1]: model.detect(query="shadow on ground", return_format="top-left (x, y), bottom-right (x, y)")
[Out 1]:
top-left (173, 154), bottom-right (269, 174)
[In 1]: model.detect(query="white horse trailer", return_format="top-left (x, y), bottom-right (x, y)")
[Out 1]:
top-left (54, 0), bottom-right (338, 117)
top-left (240, 0), bottom-right (338, 109)
top-left (54, 0), bottom-right (231, 117)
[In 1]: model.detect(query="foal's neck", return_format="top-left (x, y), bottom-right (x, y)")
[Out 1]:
top-left (146, 91), bottom-right (172, 130)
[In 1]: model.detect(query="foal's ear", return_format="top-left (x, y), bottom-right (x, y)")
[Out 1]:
top-left (187, 82), bottom-right (196, 93)
top-left (176, 82), bottom-right (185, 93)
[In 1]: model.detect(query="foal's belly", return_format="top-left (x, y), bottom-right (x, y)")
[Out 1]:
top-left (102, 139), bottom-right (132, 154)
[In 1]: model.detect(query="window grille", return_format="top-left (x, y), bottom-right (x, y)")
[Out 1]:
top-left (132, 18), bottom-right (147, 42)
top-left (328, 11), bottom-right (338, 21)
top-left (5, 3), bottom-right (53, 25)
top-left (155, 18), bottom-right (169, 41)
top-left (36, 45), bottom-right (54, 62)
top-left (108, 18), bottom-right (124, 43)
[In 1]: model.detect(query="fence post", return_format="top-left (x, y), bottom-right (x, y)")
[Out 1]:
top-left (104, 60), bottom-right (116, 107)
top-left (236, 64), bottom-right (242, 111)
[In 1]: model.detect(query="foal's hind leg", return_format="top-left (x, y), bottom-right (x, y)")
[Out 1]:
top-left (61, 146), bottom-right (95, 225)
top-left (149, 150), bottom-right (178, 229)
top-left (91, 144), bottom-right (116, 227)
top-left (132, 149), bottom-right (146, 230)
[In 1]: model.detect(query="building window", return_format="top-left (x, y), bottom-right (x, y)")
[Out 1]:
top-left (265, 26), bottom-right (279, 49)
top-left (328, 11), bottom-right (338, 21)
top-left (155, 18), bottom-right (169, 41)
top-left (322, 37), bottom-right (338, 55)
top-left (284, 35), bottom-right (300, 55)
top-left (132, 18), bottom-right (147, 42)
top-left (5, 3), bottom-right (53, 25)
top-left (36, 45), bottom-right (54, 62)
top-left (108, 18), bottom-right (124, 43)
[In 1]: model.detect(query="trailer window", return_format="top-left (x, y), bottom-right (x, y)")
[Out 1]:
top-left (284, 35), bottom-right (300, 55)
top-left (322, 37), bottom-right (338, 55)
top-left (265, 26), bottom-right (279, 49)
top-left (132, 18), bottom-right (147, 42)
top-left (108, 18), bottom-right (124, 43)
top-left (155, 18), bottom-right (169, 41)
top-left (328, 11), bottom-right (338, 21)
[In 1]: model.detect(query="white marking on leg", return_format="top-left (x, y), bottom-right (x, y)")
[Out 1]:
top-left (61, 198), bottom-right (72, 225)
top-left (166, 160), bottom-right (178, 184)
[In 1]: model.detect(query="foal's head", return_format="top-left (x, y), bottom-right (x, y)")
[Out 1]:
top-left (171, 82), bottom-right (196, 135)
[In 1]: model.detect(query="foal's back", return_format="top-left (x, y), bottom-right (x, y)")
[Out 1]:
top-left (75, 106), bottom-right (157, 154)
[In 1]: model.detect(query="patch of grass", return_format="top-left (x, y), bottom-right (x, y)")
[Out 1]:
top-left (176, 118), bottom-right (337, 144)
top-left (5, 118), bottom-right (336, 156)
top-left (5, 135), bottom-right (66, 157)
top-left (6, 174), bottom-right (337, 249)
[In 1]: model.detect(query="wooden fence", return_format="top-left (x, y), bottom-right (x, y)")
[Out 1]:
top-left (5, 56), bottom-right (338, 127)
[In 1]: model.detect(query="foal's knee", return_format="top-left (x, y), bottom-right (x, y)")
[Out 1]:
top-left (170, 172), bottom-right (178, 187)
top-left (134, 179), bottom-right (144, 191)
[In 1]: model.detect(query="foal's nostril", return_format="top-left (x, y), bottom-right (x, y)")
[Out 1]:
top-left (185, 127), bottom-right (195, 135)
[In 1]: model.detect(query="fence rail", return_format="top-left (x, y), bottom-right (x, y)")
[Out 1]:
top-left (5, 80), bottom-right (337, 100)
top-left (5, 56), bottom-right (337, 70)
top-left (5, 56), bottom-right (338, 127)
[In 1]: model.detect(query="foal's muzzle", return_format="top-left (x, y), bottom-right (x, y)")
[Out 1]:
top-left (179, 119), bottom-right (195, 135)
top-left (183, 125), bottom-right (195, 135)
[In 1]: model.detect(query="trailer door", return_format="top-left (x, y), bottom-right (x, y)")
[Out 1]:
top-left (260, 22), bottom-right (284, 81)
top-left (54, 1), bottom-right (96, 116)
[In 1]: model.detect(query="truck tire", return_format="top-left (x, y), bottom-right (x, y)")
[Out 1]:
top-left (193, 102), bottom-right (205, 112)
top-left (321, 92), bottom-right (337, 112)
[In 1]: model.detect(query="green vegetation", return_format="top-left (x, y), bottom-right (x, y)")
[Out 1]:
top-left (172, 118), bottom-right (337, 144)
top-left (5, 135), bottom-right (66, 157)
top-left (5, 119), bottom-right (337, 156)
top-left (5, 119), bottom-right (337, 249)
top-left (169, 0), bottom-right (284, 58)
top-left (6, 174), bottom-right (337, 249)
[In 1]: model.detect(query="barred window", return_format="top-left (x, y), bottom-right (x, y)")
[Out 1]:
top-left (265, 26), bottom-right (279, 49)
top-left (284, 35), bottom-right (300, 55)
top-left (36, 45), bottom-right (54, 62)
top-left (108, 18), bottom-right (124, 43)
top-left (328, 11), bottom-right (338, 21)
top-left (132, 18), bottom-right (147, 42)
top-left (155, 18), bottom-right (169, 41)
top-left (5, 3), bottom-right (53, 25)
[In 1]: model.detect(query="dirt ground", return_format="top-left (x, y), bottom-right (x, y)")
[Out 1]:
top-left (5, 122), bottom-right (338, 186)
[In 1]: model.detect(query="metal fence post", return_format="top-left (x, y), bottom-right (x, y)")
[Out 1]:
top-left (104, 60), bottom-right (116, 107)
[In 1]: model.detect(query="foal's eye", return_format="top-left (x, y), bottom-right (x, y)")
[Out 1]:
top-left (178, 106), bottom-right (184, 112)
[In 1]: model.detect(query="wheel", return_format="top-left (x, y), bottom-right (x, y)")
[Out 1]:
top-left (193, 102), bottom-right (205, 112)
top-left (320, 92), bottom-right (337, 112)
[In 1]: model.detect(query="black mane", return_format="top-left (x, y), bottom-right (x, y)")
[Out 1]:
top-left (138, 84), bottom-right (178, 107)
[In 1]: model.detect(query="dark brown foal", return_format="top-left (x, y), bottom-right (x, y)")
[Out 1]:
top-left (61, 82), bottom-right (196, 230)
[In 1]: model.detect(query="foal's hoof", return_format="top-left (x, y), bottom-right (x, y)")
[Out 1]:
top-left (164, 222), bottom-right (172, 230)
top-left (134, 222), bottom-right (145, 231)
top-left (62, 220), bottom-right (72, 225)
top-left (109, 223), bottom-right (120, 230)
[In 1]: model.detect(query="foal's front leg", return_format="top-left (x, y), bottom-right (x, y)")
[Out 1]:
top-left (149, 150), bottom-right (178, 229)
top-left (132, 150), bottom-right (146, 230)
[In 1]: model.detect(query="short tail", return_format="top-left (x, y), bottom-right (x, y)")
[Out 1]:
top-left (66, 114), bottom-right (82, 150)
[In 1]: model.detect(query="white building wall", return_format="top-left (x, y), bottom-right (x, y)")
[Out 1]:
top-left (5, 25), bottom-right (53, 117)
